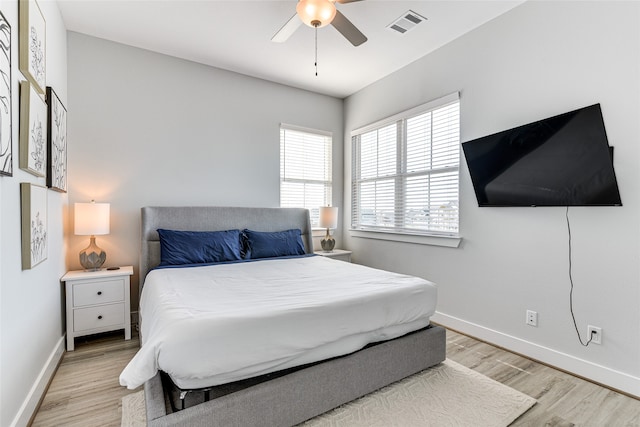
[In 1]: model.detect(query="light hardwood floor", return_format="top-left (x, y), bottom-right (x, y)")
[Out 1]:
top-left (31, 328), bottom-right (640, 426)
top-left (445, 330), bottom-right (640, 426)
top-left (31, 331), bottom-right (141, 427)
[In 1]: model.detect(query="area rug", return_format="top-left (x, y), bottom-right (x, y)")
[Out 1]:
top-left (121, 359), bottom-right (536, 427)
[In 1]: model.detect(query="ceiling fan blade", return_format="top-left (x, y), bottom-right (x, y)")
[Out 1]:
top-left (271, 13), bottom-right (302, 43)
top-left (331, 10), bottom-right (367, 46)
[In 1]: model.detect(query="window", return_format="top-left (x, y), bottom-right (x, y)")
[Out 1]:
top-left (351, 93), bottom-right (460, 237)
top-left (280, 124), bottom-right (332, 227)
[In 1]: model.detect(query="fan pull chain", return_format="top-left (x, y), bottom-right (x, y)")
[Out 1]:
top-left (314, 25), bottom-right (318, 77)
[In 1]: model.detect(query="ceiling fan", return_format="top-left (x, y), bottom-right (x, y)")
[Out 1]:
top-left (272, 0), bottom-right (367, 47)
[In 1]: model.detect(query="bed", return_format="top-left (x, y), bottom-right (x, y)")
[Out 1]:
top-left (124, 206), bottom-right (445, 427)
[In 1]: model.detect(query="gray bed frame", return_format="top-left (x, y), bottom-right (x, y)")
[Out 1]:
top-left (139, 206), bottom-right (446, 426)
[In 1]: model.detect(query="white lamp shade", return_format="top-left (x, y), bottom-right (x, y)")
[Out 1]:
top-left (74, 202), bottom-right (110, 236)
top-left (319, 206), bottom-right (338, 229)
top-left (296, 0), bottom-right (336, 28)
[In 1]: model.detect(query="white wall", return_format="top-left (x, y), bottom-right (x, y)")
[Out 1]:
top-left (344, 1), bottom-right (640, 395)
top-left (67, 33), bottom-right (344, 309)
top-left (0, 1), bottom-right (68, 426)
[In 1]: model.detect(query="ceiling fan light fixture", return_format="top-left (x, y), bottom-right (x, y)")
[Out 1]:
top-left (296, 0), bottom-right (336, 28)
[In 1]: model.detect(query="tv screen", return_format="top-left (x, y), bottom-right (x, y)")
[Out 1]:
top-left (462, 104), bottom-right (622, 207)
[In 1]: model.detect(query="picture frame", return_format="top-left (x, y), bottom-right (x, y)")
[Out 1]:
top-left (19, 80), bottom-right (47, 177)
top-left (46, 87), bottom-right (67, 192)
top-left (21, 182), bottom-right (48, 270)
top-left (0, 11), bottom-right (12, 176)
top-left (19, 0), bottom-right (46, 94)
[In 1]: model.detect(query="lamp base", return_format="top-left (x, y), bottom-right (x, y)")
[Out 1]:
top-left (80, 236), bottom-right (106, 271)
top-left (321, 229), bottom-right (335, 252)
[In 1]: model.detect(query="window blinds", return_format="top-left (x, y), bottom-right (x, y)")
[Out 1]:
top-left (280, 124), bottom-right (332, 227)
top-left (351, 93), bottom-right (460, 236)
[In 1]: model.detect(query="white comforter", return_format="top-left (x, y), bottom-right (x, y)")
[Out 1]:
top-left (119, 256), bottom-right (437, 390)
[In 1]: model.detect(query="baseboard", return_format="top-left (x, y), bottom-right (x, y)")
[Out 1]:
top-left (432, 311), bottom-right (640, 399)
top-left (10, 335), bottom-right (65, 427)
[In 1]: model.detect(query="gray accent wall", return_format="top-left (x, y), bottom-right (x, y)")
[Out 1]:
top-left (67, 32), bottom-right (344, 310)
top-left (344, 1), bottom-right (640, 395)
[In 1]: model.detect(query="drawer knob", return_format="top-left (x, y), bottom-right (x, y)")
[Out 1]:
top-left (98, 315), bottom-right (103, 320)
top-left (97, 291), bottom-right (102, 295)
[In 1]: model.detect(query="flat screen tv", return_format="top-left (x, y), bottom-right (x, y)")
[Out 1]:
top-left (462, 104), bottom-right (622, 207)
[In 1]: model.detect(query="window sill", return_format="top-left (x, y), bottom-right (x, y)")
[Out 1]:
top-left (349, 229), bottom-right (462, 248)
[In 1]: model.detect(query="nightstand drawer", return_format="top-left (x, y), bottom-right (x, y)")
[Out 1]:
top-left (62, 266), bottom-right (133, 351)
top-left (74, 304), bottom-right (125, 332)
top-left (73, 279), bottom-right (125, 307)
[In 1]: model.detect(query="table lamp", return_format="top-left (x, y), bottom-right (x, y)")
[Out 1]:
top-left (319, 206), bottom-right (338, 252)
top-left (75, 201), bottom-right (110, 270)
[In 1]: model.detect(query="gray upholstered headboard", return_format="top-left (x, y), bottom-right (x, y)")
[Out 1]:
top-left (139, 206), bottom-right (313, 294)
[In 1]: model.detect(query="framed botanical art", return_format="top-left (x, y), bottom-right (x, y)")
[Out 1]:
top-left (0, 11), bottom-right (11, 176)
top-left (20, 80), bottom-right (47, 177)
top-left (21, 182), bottom-right (48, 270)
top-left (46, 87), bottom-right (67, 192)
top-left (19, 0), bottom-right (46, 94)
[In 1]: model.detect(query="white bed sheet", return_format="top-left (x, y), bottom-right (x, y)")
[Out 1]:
top-left (119, 256), bottom-right (437, 390)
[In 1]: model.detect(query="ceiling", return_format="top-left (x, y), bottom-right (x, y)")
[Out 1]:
top-left (57, 0), bottom-right (525, 99)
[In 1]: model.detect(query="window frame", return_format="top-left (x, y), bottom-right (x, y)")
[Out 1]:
top-left (350, 92), bottom-right (461, 245)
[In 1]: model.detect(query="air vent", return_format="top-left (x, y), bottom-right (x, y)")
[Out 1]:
top-left (387, 10), bottom-right (427, 34)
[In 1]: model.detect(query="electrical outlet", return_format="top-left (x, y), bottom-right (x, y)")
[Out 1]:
top-left (526, 310), bottom-right (538, 327)
top-left (588, 325), bottom-right (602, 345)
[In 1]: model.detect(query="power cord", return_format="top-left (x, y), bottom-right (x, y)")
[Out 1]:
top-left (566, 206), bottom-right (594, 347)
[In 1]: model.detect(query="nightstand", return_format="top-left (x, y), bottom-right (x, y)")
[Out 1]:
top-left (62, 266), bottom-right (133, 351)
top-left (314, 249), bottom-right (352, 262)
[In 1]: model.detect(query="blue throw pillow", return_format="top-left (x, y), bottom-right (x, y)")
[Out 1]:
top-left (158, 229), bottom-right (243, 266)
top-left (243, 229), bottom-right (306, 259)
